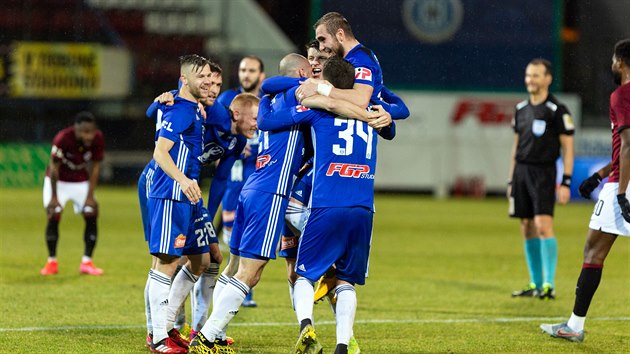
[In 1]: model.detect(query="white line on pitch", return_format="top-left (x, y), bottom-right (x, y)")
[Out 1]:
top-left (1, 317), bottom-right (629, 332)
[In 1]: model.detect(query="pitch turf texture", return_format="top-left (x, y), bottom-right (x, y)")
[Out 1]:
top-left (1, 187), bottom-right (628, 353)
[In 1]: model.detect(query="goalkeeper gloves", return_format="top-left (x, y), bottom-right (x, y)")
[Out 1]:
top-left (616, 193), bottom-right (630, 223)
top-left (578, 173), bottom-right (602, 199)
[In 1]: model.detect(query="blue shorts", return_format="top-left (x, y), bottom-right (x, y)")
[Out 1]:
top-left (290, 167), bottom-right (313, 205)
top-left (222, 180), bottom-right (245, 213)
top-left (278, 223), bottom-right (297, 259)
top-left (193, 205), bottom-right (219, 249)
top-left (230, 189), bottom-right (289, 260)
top-left (138, 162), bottom-right (155, 242)
top-left (295, 207), bottom-right (373, 285)
top-left (148, 198), bottom-right (210, 256)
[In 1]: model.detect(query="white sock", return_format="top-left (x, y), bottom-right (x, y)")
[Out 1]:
top-left (293, 277), bottom-right (315, 324)
top-left (81, 255), bottom-right (91, 263)
top-left (149, 269), bottom-right (172, 343)
top-left (145, 269), bottom-right (153, 334)
top-left (199, 277), bottom-right (249, 340)
top-left (335, 284), bottom-right (356, 346)
top-left (567, 312), bottom-right (586, 332)
top-left (192, 263), bottom-right (220, 331)
top-left (288, 279), bottom-right (295, 312)
top-left (166, 265), bottom-right (198, 331)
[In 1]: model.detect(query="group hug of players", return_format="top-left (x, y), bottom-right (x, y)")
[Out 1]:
top-left (139, 11), bottom-right (409, 354)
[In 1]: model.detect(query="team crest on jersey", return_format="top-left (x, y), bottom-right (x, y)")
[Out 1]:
top-left (174, 234), bottom-right (186, 248)
top-left (532, 119), bottom-right (546, 137)
top-left (199, 142), bottom-right (225, 164)
top-left (228, 137), bottom-right (237, 150)
top-left (296, 105), bottom-right (310, 113)
top-left (355, 67), bottom-right (372, 81)
top-left (83, 151), bottom-right (92, 161)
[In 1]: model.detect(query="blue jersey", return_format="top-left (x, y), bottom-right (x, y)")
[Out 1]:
top-left (243, 88), bottom-right (304, 197)
top-left (345, 44), bottom-right (383, 102)
top-left (150, 97), bottom-right (204, 201)
top-left (258, 98), bottom-right (377, 210)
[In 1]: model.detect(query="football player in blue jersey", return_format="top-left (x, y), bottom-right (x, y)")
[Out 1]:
top-left (214, 55), bottom-right (265, 308)
top-left (145, 54), bottom-right (211, 353)
top-left (260, 56), bottom-right (384, 354)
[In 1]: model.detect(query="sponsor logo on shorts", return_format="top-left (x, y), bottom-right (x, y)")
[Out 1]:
top-left (281, 236), bottom-right (298, 250)
top-left (326, 163), bottom-right (374, 179)
top-left (174, 234), bottom-right (186, 248)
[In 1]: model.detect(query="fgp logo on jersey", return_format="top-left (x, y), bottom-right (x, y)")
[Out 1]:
top-left (355, 67), bottom-right (372, 81)
top-left (256, 154), bottom-right (271, 169)
top-left (326, 163), bottom-right (374, 179)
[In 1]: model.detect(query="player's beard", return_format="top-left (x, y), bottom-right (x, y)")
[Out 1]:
top-left (242, 77), bottom-right (260, 93)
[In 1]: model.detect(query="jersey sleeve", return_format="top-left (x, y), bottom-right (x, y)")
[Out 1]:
top-left (261, 76), bottom-right (302, 95)
top-left (205, 101), bottom-right (231, 130)
top-left (378, 87), bottom-right (410, 120)
top-left (50, 131), bottom-right (66, 163)
top-left (616, 85), bottom-right (630, 132)
top-left (257, 95), bottom-right (298, 131)
top-left (353, 56), bottom-right (378, 87)
top-left (555, 104), bottom-right (575, 135)
top-left (377, 121), bottom-right (396, 140)
top-left (158, 106), bottom-right (192, 142)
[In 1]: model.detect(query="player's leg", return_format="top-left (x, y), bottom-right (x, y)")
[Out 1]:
top-left (41, 176), bottom-right (63, 275)
top-left (534, 214), bottom-right (557, 299)
top-left (80, 201), bottom-right (102, 275)
top-left (510, 164), bottom-right (541, 296)
top-left (541, 183), bottom-right (626, 342)
top-left (332, 206), bottom-right (372, 354)
top-left (147, 198), bottom-right (191, 352)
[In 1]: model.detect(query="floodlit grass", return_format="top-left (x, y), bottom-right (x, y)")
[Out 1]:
top-left (0, 187), bottom-right (628, 353)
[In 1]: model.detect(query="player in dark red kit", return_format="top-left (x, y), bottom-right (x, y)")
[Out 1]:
top-left (40, 111), bottom-right (105, 276)
top-left (541, 38), bottom-right (630, 342)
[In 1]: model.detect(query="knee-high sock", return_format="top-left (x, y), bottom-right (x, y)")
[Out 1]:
top-left (45, 220), bottom-right (60, 258)
top-left (149, 269), bottom-right (172, 343)
top-left (335, 284), bottom-right (356, 346)
top-left (568, 263), bottom-right (603, 332)
top-left (199, 277), bottom-right (249, 340)
top-left (83, 216), bottom-right (98, 257)
top-left (540, 237), bottom-right (558, 287)
top-left (145, 269), bottom-right (153, 334)
top-left (293, 277), bottom-right (315, 325)
top-left (166, 265), bottom-right (198, 331)
top-left (192, 263), bottom-right (220, 331)
top-left (524, 238), bottom-right (542, 288)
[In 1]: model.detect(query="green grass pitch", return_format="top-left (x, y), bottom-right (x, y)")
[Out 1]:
top-left (0, 187), bottom-right (628, 353)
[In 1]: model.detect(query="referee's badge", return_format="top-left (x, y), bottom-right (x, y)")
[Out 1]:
top-left (532, 119), bottom-right (546, 137)
top-left (562, 114), bottom-right (575, 130)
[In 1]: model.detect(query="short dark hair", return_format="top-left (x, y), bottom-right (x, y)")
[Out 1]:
top-left (242, 55), bottom-right (264, 73)
top-left (322, 56), bottom-right (355, 90)
top-left (74, 111), bottom-right (96, 125)
top-left (614, 39), bottom-right (630, 67)
top-left (179, 54), bottom-right (208, 73)
top-left (314, 12), bottom-right (354, 39)
top-left (305, 39), bottom-right (319, 52)
top-left (528, 58), bottom-right (553, 76)
top-left (208, 60), bottom-right (222, 74)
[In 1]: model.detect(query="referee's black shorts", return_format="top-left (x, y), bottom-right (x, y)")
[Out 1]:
top-left (509, 162), bottom-right (556, 218)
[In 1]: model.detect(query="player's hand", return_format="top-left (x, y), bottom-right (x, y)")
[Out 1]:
top-left (155, 92), bottom-right (175, 105)
top-left (506, 184), bottom-right (512, 199)
top-left (616, 193), bottom-right (630, 223)
top-left (578, 173), bottom-right (602, 199)
top-left (199, 102), bottom-right (207, 119)
top-left (209, 242), bottom-right (223, 264)
top-left (83, 196), bottom-right (99, 217)
top-left (557, 185), bottom-right (571, 205)
top-left (180, 179), bottom-right (202, 203)
top-left (242, 144), bottom-right (252, 158)
top-left (296, 79), bottom-right (320, 102)
top-left (46, 197), bottom-right (62, 219)
top-left (367, 105), bottom-right (392, 130)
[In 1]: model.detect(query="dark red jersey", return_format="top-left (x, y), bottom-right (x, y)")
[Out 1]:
top-left (608, 82), bottom-right (630, 183)
top-left (46, 126), bottom-right (105, 182)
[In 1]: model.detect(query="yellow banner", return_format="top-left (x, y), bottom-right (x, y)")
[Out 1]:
top-left (10, 42), bottom-right (101, 98)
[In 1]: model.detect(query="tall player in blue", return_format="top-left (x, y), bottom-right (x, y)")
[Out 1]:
top-left (262, 56), bottom-right (381, 354)
top-left (146, 55), bottom-right (211, 353)
top-left (215, 55), bottom-right (265, 307)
